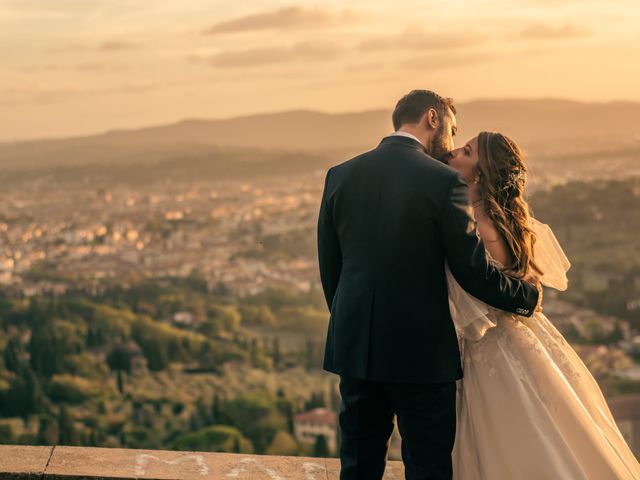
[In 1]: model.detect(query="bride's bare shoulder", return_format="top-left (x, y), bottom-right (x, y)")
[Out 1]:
top-left (475, 212), bottom-right (512, 267)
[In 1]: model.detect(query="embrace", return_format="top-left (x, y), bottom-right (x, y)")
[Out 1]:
top-left (317, 90), bottom-right (640, 479)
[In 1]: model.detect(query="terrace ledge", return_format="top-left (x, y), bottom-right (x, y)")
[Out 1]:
top-left (0, 444), bottom-right (405, 480)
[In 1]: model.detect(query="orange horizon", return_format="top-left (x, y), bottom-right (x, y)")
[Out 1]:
top-left (1, 1), bottom-right (639, 141)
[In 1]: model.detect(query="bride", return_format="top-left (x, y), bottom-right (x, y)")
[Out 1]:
top-left (445, 132), bottom-right (640, 479)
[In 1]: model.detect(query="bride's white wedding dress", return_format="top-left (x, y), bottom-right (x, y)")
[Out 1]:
top-left (448, 218), bottom-right (640, 479)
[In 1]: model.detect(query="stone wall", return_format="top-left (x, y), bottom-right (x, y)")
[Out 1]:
top-left (0, 444), bottom-right (405, 480)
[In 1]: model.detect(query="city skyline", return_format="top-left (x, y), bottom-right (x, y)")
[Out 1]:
top-left (1, 0), bottom-right (639, 141)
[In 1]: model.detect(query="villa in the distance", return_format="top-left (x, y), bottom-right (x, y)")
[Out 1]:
top-left (293, 407), bottom-right (337, 453)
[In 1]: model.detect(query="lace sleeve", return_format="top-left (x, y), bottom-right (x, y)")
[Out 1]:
top-left (531, 218), bottom-right (571, 291)
top-left (445, 262), bottom-right (497, 341)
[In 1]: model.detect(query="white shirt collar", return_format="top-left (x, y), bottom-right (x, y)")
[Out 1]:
top-left (389, 131), bottom-right (424, 147)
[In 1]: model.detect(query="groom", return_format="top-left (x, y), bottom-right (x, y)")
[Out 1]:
top-left (317, 90), bottom-right (541, 479)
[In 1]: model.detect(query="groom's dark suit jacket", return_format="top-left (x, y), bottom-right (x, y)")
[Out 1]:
top-left (317, 135), bottom-right (539, 384)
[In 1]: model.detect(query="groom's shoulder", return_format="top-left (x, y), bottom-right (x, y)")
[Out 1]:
top-left (401, 148), bottom-right (461, 184)
top-left (329, 144), bottom-right (459, 184)
top-left (329, 147), bottom-right (376, 175)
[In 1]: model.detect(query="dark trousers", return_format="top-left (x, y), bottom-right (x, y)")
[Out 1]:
top-left (338, 375), bottom-right (457, 480)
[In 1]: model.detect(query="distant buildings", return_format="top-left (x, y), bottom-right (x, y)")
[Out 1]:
top-left (293, 407), bottom-right (337, 453)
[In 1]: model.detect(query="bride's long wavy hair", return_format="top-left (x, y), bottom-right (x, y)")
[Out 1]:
top-left (476, 131), bottom-right (539, 278)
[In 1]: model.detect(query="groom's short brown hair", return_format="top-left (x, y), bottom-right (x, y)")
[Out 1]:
top-left (392, 90), bottom-right (456, 131)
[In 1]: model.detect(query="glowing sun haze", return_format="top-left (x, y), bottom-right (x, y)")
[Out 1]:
top-left (0, 0), bottom-right (638, 141)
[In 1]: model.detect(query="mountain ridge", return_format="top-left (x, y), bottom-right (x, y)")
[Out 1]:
top-left (1, 99), bottom-right (639, 169)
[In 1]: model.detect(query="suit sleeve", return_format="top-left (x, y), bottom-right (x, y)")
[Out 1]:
top-left (441, 172), bottom-right (539, 317)
top-left (317, 167), bottom-right (342, 310)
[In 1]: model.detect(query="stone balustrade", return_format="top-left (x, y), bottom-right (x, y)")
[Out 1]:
top-left (0, 445), bottom-right (405, 480)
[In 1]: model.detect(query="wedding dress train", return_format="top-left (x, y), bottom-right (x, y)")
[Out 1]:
top-left (448, 219), bottom-right (640, 479)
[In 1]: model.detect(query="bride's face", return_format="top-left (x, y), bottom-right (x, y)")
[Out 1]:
top-left (447, 136), bottom-right (479, 184)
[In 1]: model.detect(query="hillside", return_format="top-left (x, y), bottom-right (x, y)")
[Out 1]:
top-left (1, 100), bottom-right (639, 171)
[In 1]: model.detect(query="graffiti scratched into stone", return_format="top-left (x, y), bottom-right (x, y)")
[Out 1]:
top-left (225, 457), bottom-right (283, 479)
top-left (134, 454), bottom-right (210, 476)
top-left (302, 462), bottom-right (325, 480)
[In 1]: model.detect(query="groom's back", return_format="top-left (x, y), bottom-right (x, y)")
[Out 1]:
top-left (320, 135), bottom-right (464, 384)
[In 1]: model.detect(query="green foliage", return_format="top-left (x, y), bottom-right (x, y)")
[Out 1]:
top-left (63, 353), bottom-right (109, 379)
top-left (37, 415), bottom-right (59, 445)
top-left (531, 178), bottom-right (640, 327)
top-left (313, 434), bottom-right (330, 457)
top-left (0, 423), bottom-right (16, 443)
top-left (277, 307), bottom-right (328, 334)
top-left (0, 367), bottom-right (50, 417)
top-left (223, 391), bottom-right (288, 453)
top-left (196, 339), bottom-right (248, 372)
top-left (172, 425), bottom-right (254, 453)
top-left (239, 287), bottom-right (329, 337)
top-left (599, 376), bottom-right (640, 396)
top-left (29, 318), bottom-right (86, 377)
top-left (107, 345), bottom-right (135, 374)
top-left (239, 305), bottom-right (277, 327)
top-left (3, 336), bottom-right (23, 372)
top-left (58, 404), bottom-right (78, 445)
top-left (198, 305), bottom-right (241, 337)
top-left (123, 426), bottom-right (165, 450)
top-left (266, 430), bottom-right (299, 456)
top-left (305, 390), bottom-right (328, 410)
top-left (85, 304), bottom-right (136, 346)
top-left (49, 374), bottom-right (100, 404)
top-left (131, 315), bottom-right (205, 371)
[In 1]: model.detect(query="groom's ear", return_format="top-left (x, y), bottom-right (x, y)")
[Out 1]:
top-left (424, 108), bottom-right (440, 131)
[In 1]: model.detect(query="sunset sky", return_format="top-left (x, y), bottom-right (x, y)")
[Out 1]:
top-left (1, 0), bottom-right (639, 141)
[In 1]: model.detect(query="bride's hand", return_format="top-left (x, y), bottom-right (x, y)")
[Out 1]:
top-left (524, 273), bottom-right (543, 313)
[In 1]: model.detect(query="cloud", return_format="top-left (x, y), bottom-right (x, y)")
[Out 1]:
top-left (518, 23), bottom-right (591, 39)
top-left (200, 42), bottom-right (344, 68)
top-left (48, 41), bottom-right (139, 53)
top-left (398, 51), bottom-right (500, 71)
top-left (0, 82), bottom-right (162, 105)
top-left (2, 0), bottom-right (140, 17)
top-left (358, 28), bottom-right (486, 52)
top-left (17, 62), bottom-right (127, 73)
top-left (98, 40), bottom-right (138, 51)
top-left (204, 6), bottom-right (356, 34)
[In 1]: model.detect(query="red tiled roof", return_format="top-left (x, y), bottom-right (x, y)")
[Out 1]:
top-left (293, 408), bottom-right (337, 427)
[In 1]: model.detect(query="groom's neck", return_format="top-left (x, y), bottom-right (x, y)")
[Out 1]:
top-left (397, 126), bottom-right (429, 149)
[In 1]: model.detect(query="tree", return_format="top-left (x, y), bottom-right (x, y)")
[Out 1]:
top-left (106, 344), bottom-right (135, 394)
top-left (305, 391), bottom-right (327, 410)
top-left (37, 416), bottom-right (59, 445)
top-left (607, 323), bottom-right (625, 344)
top-left (58, 404), bottom-right (78, 445)
top-left (143, 336), bottom-right (170, 371)
top-left (0, 424), bottom-right (15, 444)
top-left (272, 337), bottom-right (281, 368)
top-left (4, 336), bottom-right (22, 372)
top-left (22, 367), bottom-right (50, 416)
top-left (305, 337), bottom-right (322, 371)
top-left (0, 369), bottom-right (29, 417)
top-left (172, 425), bottom-right (253, 453)
top-left (211, 393), bottom-right (222, 424)
top-left (223, 391), bottom-right (288, 453)
top-left (196, 396), bottom-right (212, 426)
top-left (30, 318), bottom-right (85, 377)
top-left (266, 431), bottom-right (298, 456)
top-left (313, 434), bottom-right (330, 457)
top-left (199, 306), bottom-right (241, 337)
